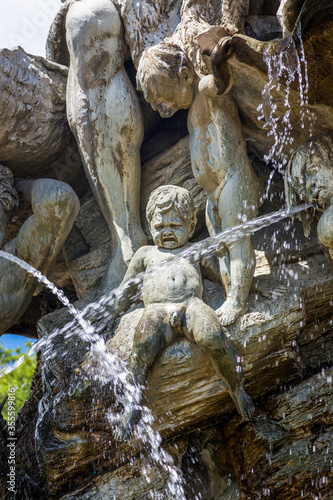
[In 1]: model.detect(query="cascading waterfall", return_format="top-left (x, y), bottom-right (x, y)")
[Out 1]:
top-left (257, 22), bottom-right (315, 200)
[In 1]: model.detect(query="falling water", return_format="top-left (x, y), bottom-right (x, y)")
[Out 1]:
top-left (257, 22), bottom-right (315, 200)
top-left (0, 255), bottom-right (186, 498)
top-left (0, 203), bottom-right (312, 497)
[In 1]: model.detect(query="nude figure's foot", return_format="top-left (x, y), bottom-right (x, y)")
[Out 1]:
top-left (113, 407), bottom-right (141, 442)
top-left (216, 298), bottom-right (245, 325)
top-left (232, 387), bottom-right (255, 420)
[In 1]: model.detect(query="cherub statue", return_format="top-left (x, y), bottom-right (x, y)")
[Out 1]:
top-left (136, 41), bottom-right (261, 325)
top-left (110, 185), bottom-right (255, 441)
top-left (0, 165), bottom-right (79, 334)
top-left (285, 132), bottom-right (333, 267)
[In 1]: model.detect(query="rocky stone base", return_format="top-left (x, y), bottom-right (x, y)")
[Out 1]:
top-left (31, 237), bottom-right (333, 498)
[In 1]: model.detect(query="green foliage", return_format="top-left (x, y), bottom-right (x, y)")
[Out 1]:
top-left (0, 342), bottom-right (37, 421)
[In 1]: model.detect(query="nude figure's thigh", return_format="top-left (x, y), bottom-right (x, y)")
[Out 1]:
top-left (217, 173), bottom-right (259, 230)
top-left (129, 305), bottom-right (176, 383)
top-left (66, 0), bottom-right (123, 88)
top-left (184, 298), bottom-right (226, 347)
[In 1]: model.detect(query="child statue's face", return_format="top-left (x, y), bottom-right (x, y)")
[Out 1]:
top-left (144, 71), bottom-right (194, 118)
top-left (292, 150), bottom-right (333, 207)
top-left (150, 207), bottom-right (192, 249)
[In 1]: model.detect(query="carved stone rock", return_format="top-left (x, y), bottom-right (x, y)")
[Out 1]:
top-left (216, 368), bottom-right (333, 499)
top-left (35, 228), bottom-right (333, 496)
top-left (0, 48), bottom-right (70, 176)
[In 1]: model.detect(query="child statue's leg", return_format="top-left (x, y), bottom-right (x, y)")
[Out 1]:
top-left (215, 174), bottom-right (258, 325)
top-left (113, 305), bottom-right (169, 441)
top-left (185, 298), bottom-right (255, 420)
top-left (206, 198), bottom-right (231, 294)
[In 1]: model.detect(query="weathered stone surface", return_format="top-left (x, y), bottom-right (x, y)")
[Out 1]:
top-left (35, 239), bottom-right (333, 496)
top-left (141, 136), bottom-right (207, 239)
top-left (3, 2), bottom-right (333, 499)
top-left (0, 178), bottom-right (79, 336)
top-left (0, 47), bottom-right (70, 176)
top-left (181, 429), bottom-right (241, 499)
top-left (221, 1), bottom-right (333, 161)
top-left (63, 192), bottom-right (112, 299)
top-left (215, 369), bottom-right (333, 499)
top-left (246, 15), bottom-right (282, 40)
top-left (60, 437), bottom-right (187, 500)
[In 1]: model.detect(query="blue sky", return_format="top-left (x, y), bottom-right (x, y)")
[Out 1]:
top-left (0, 1), bottom-right (62, 352)
top-left (0, 0), bottom-right (62, 56)
top-left (0, 335), bottom-right (34, 353)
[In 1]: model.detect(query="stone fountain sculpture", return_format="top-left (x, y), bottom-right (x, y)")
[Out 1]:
top-left (0, 0), bottom-right (333, 499)
top-left (285, 132), bottom-right (333, 267)
top-left (136, 12), bottom-right (262, 325)
top-left (0, 167), bottom-right (79, 335)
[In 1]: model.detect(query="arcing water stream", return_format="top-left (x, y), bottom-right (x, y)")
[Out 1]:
top-left (0, 203), bottom-right (312, 497)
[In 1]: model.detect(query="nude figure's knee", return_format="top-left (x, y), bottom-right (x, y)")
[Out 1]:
top-left (186, 299), bottom-right (223, 347)
top-left (194, 325), bottom-right (231, 356)
top-left (32, 179), bottom-right (79, 222)
top-left (131, 306), bottom-right (166, 363)
top-left (66, 0), bottom-right (122, 46)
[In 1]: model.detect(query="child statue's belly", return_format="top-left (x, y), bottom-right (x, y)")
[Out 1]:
top-left (142, 259), bottom-right (203, 305)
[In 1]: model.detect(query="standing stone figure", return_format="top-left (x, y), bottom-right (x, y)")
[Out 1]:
top-left (0, 165), bottom-right (79, 335)
top-left (65, 0), bottom-right (147, 290)
top-left (110, 185), bottom-right (255, 441)
top-left (285, 133), bottom-right (333, 268)
top-left (136, 34), bottom-right (261, 325)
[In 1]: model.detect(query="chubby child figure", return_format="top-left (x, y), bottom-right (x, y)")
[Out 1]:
top-left (111, 185), bottom-right (255, 441)
top-left (136, 42), bottom-right (261, 326)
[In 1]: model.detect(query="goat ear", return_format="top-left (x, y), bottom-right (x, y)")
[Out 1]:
top-left (179, 66), bottom-right (193, 84)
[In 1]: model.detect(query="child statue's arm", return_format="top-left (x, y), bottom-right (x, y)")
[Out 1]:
top-left (108, 247), bottom-right (147, 323)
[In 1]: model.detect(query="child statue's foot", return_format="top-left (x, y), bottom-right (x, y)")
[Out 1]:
top-left (233, 388), bottom-right (255, 420)
top-left (113, 408), bottom-right (140, 442)
top-left (216, 298), bottom-right (245, 325)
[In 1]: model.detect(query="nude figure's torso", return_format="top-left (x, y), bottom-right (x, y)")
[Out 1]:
top-left (140, 246), bottom-right (203, 306)
top-left (188, 89), bottom-right (260, 204)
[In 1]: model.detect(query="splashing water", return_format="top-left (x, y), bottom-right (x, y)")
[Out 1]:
top-left (0, 254), bottom-right (185, 497)
top-left (0, 250), bottom-right (93, 340)
top-left (0, 203), bottom-right (312, 497)
top-left (257, 23), bottom-right (315, 200)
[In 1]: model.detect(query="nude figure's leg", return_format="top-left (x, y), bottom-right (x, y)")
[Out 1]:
top-left (66, 0), bottom-right (146, 291)
top-left (185, 298), bottom-right (255, 420)
top-left (189, 94), bottom-right (260, 325)
top-left (114, 306), bottom-right (171, 441)
top-left (206, 198), bottom-right (231, 293)
top-left (0, 179), bottom-right (80, 335)
top-left (215, 175), bottom-right (257, 325)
